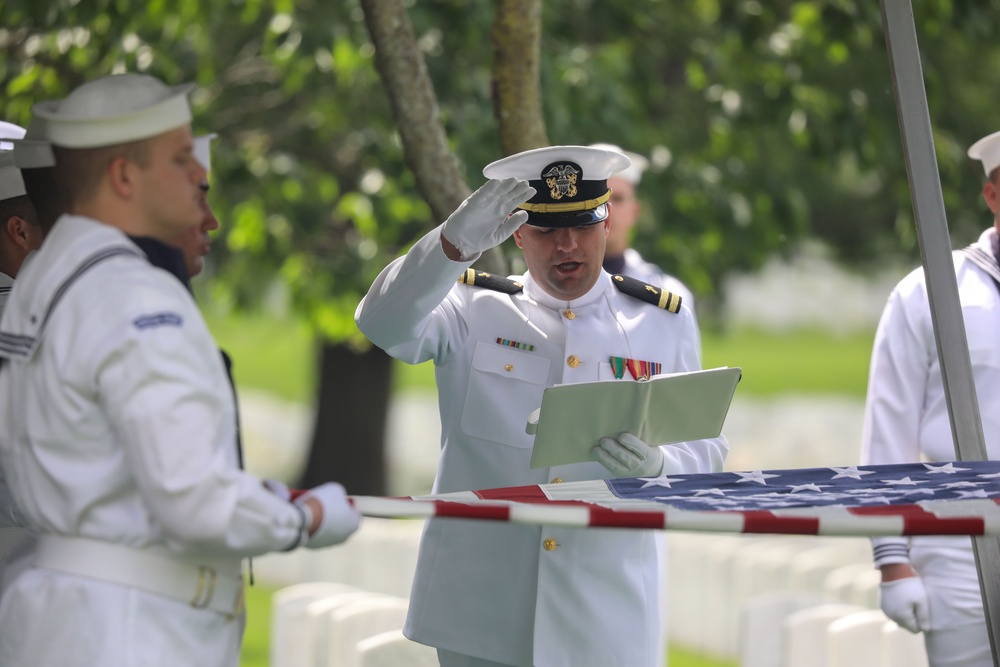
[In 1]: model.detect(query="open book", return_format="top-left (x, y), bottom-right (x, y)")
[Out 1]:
top-left (526, 366), bottom-right (741, 469)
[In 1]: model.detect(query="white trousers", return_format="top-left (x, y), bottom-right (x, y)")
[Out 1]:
top-left (912, 537), bottom-right (991, 667)
top-left (924, 622), bottom-right (993, 667)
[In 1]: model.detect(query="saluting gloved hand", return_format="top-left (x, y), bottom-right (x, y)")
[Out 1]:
top-left (441, 177), bottom-right (535, 260)
top-left (592, 432), bottom-right (665, 478)
top-left (294, 482), bottom-right (361, 549)
top-left (879, 574), bottom-right (930, 633)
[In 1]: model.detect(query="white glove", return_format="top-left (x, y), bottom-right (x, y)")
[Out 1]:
top-left (262, 478), bottom-right (291, 502)
top-left (880, 575), bottom-right (930, 633)
top-left (294, 482), bottom-right (361, 549)
top-left (592, 432), bottom-right (665, 478)
top-left (441, 177), bottom-right (535, 260)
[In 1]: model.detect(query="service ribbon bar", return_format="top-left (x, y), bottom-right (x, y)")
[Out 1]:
top-left (497, 337), bottom-right (534, 352)
top-left (623, 358), bottom-right (662, 381)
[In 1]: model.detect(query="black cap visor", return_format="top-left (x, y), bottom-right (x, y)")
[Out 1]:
top-left (524, 203), bottom-right (609, 228)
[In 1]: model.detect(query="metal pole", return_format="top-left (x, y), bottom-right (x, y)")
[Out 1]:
top-left (880, 1), bottom-right (1000, 662)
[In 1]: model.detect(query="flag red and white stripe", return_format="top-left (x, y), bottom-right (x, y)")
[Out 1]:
top-left (351, 461), bottom-right (1000, 537)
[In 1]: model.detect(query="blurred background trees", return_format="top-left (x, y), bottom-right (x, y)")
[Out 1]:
top-left (3, 0), bottom-right (1000, 489)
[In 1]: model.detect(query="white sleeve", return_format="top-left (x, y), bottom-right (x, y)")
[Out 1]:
top-left (355, 224), bottom-right (474, 364)
top-left (94, 289), bottom-right (304, 557)
top-left (861, 284), bottom-right (930, 565)
top-left (861, 286), bottom-right (930, 467)
top-left (657, 306), bottom-right (729, 474)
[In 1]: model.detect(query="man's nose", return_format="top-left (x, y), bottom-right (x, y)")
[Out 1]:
top-left (554, 228), bottom-right (579, 251)
top-left (191, 160), bottom-right (207, 184)
top-left (202, 209), bottom-right (220, 231)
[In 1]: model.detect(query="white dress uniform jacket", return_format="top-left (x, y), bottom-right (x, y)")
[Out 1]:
top-left (0, 271), bottom-right (12, 314)
top-left (0, 269), bottom-right (31, 586)
top-left (356, 225), bottom-right (729, 667)
top-left (861, 228), bottom-right (1000, 662)
top-left (0, 216), bottom-right (305, 667)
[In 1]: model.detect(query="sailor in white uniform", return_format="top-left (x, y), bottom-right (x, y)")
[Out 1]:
top-left (861, 130), bottom-right (1000, 667)
top-left (589, 143), bottom-right (696, 312)
top-left (0, 120), bottom-right (44, 584)
top-left (356, 145), bottom-right (728, 667)
top-left (0, 73), bottom-right (360, 667)
top-left (0, 120), bottom-right (42, 316)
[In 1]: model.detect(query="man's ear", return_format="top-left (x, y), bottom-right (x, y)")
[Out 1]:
top-left (983, 180), bottom-right (999, 215)
top-left (512, 225), bottom-right (524, 249)
top-left (107, 156), bottom-right (136, 199)
top-left (3, 215), bottom-right (15, 244)
top-left (6, 215), bottom-right (34, 251)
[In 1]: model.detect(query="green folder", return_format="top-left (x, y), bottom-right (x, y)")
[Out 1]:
top-left (526, 366), bottom-right (742, 469)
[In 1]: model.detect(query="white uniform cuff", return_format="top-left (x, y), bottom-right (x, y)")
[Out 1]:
top-left (872, 539), bottom-right (910, 567)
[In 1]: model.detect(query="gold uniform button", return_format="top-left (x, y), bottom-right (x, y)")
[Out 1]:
top-left (563, 309), bottom-right (576, 320)
top-left (543, 538), bottom-right (558, 551)
top-left (504, 364), bottom-right (514, 372)
top-left (567, 355), bottom-right (580, 368)
top-left (550, 477), bottom-right (564, 484)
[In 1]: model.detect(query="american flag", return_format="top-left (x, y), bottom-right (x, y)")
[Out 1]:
top-left (351, 461), bottom-right (1000, 536)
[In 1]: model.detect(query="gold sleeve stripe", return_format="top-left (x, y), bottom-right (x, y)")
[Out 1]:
top-left (658, 290), bottom-right (681, 313)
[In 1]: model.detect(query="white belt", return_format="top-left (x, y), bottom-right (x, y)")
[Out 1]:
top-left (35, 534), bottom-right (245, 618)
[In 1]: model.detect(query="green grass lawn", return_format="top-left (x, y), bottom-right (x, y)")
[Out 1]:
top-left (701, 326), bottom-right (873, 398)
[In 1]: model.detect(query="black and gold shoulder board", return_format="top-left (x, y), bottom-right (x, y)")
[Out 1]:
top-left (457, 269), bottom-right (524, 294)
top-left (611, 274), bottom-right (682, 313)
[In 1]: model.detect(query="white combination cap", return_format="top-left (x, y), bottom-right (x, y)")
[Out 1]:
top-left (482, 145), bottom-right (630, 227)
top-left (192, 133), bottom-right (217, 172)
top-left (33, 73), bottom-right (194, 149)
top-left (0, 121), bottom-right (27, 201)
top-left (967, 129), bottom-right (1000, 177)
top-left (12, 111), bottom-right (56, 168)
top-left (588, 143), bottom-right (649, 186)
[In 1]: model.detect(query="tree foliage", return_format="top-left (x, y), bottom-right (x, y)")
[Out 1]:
top-left (3, 0), bottom-right (1000, 336)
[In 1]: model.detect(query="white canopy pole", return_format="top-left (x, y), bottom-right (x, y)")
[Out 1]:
top-left (880, 1), bottom-right (1000, 661)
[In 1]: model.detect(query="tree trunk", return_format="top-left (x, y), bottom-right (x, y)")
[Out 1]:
top-left (361, 0), bottom-right (507, 275)
top-left (492, 0), bottom-right (548, 154)
top-left (297, 341), bottom-right (393, 495)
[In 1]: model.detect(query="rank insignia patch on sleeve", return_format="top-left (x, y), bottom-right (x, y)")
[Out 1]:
top-left (133, 313), bottom-right (184, 330)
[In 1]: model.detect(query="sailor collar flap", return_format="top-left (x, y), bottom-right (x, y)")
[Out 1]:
top-left (0, 218), bottom-right (145, 362)
top-left (959, 229), bottom-right (1000, 286)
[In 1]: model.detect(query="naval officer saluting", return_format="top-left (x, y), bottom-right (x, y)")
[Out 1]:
top-left (356, 145), bottom-right (729, 667)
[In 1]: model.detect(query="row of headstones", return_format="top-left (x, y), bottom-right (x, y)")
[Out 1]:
top-left (253, 517), bottom-right (424, 599)
top-left (252, 518), bottom-right (928, 665)
top-left (664, 533), bottom-right (929, 667)
top-left (744, 600), bottom-right (928, 667)
top-left (270, 581), bottom-right (438, 667)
